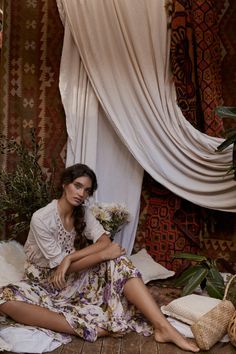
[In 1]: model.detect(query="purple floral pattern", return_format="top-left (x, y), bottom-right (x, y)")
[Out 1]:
top-left (0, 235), bottom-right (153, 342)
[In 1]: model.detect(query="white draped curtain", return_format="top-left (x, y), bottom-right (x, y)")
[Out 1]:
top-left (57, 0), bottom-right (236, 254)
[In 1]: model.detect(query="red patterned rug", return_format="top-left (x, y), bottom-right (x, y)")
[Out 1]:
top-left (134, 174), bottom-right (201, 272)
top-left (0, 0), bottom-right (67, 186)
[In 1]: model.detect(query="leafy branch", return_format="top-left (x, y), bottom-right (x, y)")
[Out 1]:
top-left (0, 130), bottom-right (56, 240)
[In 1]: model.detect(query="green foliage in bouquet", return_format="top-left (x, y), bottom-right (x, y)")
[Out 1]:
top-left (0, 131), bottom-right (56, 240)
top-left (173, 253), bottom-right (225, 299)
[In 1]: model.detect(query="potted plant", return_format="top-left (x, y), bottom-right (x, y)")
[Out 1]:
top-left (173, 252), bottom-right (225, 299)
top-left (0, 130), bottom-right (57, 243)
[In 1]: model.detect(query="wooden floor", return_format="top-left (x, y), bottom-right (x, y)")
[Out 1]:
top-left (2, 333), bottom-right (236, 354)
top-left (42, 333), bottom-right (236, 354)
top-left (2, 280), bottom-right (236, 354)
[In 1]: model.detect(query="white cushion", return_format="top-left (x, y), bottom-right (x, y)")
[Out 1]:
top-left (161, 294), bottom-right (221, 325)
top-left (0, 241), bottom-right (26, 286)
top-left (129, 248), bottom-right (175, 284)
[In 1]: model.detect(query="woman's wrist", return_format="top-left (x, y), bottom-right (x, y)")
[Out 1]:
top-left (66, 254), bottom-right (73, 263)
top-left (98, 248), bottom-right (110, 262)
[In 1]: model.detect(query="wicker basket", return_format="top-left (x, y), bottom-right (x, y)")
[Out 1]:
top-left (227, 275), bottom-right (236, 347)
top-left (228, 311), bottom-right (236, 346)
top-left (191, 299), bottom-right (235, 350)
top-left (191, 274), bottom-right (236, 350)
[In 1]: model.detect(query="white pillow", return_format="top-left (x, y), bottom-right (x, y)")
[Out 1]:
top-left (161, 294), bottom-right (221, 325)
top-left (129, 248), bottom-right (175, 284)
top-left (0, 241), bottom-right (26, 286)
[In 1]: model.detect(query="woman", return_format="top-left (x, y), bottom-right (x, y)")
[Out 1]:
top-left (0, 164), bottom-right (199, 352)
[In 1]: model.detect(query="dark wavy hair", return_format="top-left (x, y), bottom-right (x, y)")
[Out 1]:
top-left (60, 163), bottom-right (98, 248)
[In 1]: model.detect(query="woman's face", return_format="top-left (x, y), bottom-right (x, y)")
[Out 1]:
top-left (63, 176), bottom-right (93, 206)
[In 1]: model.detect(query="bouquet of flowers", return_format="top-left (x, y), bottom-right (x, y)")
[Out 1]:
top-left (90, 202), bottom-right (131, 237)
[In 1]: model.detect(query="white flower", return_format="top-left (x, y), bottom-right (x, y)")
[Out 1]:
top-left (89, 202), bottom-right (131, 236)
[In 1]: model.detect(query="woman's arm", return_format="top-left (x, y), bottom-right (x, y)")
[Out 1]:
top-left (49, 233), bottom-right (110, 288)
top-left (50, 234), bottom-right (110, 278)
top-left (51, 242), bottom-right (126, 289)
top-left (68, 242), bottom-right (126, 272)
top-left (69, 233), bottom-right (111, 262)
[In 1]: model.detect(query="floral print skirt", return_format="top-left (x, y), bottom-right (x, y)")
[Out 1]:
top-left (0, 256), bottom-right (153, 342)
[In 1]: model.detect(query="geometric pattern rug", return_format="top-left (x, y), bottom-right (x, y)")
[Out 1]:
top-left (0, 0), bottom-right (67, 243)
top-left (0, 0), bottom-right (67, 186)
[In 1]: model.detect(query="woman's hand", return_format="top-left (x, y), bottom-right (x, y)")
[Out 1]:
top-left (50, 255), bottom-right (72, 289)
top-left (100, 242), bottom-right (126, 261)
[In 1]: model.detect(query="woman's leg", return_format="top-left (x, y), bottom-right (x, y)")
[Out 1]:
top-left (0, 301), bottom-right (76, 334)
top-left (0, 301), bottom-right (118, 339)
top-left (123, 277), bottom-right (199, 353)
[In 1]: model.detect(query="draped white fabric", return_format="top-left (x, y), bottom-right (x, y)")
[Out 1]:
top-left (59, 20), bottom-right (143, 254)
top-left (57, 0), bottom-right (236, 213)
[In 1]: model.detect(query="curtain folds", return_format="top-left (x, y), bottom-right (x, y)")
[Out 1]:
top-left (57, 0), bottom-right (236, 215)
top-left (59, 19), bottom-right (143, 254)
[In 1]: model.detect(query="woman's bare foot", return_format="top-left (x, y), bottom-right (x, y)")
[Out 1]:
top-left (154, 325), bottom-right (199, 352)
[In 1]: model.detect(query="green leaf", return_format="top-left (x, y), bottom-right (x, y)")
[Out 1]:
top-left (174, 265), bottom-right (205, 287)
top-left (215, 106), bottom-right (236, 118)
top-left (205, 268), bottom-right (225, 299)
top-left (208, 267), bottom-right (224, 284)
top-left (182, 268), bottom-right (209, 296)
top-left (216, 133), bottom-right (236, 151)
top-left (173, 252), bottom-right (207, 262)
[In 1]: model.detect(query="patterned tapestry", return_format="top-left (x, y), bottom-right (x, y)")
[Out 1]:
top-left (0, 0), bottom-right (67, 184)
top-left (134, 174), bottom-right (202, 272)
top-left (135, 0), bottom-right (236, 271)
top-left (170, 0), bottom-right (223, 136)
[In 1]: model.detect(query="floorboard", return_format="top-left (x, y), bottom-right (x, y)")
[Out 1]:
top-left (101, 336), bottom-right (122, 354)
top-left (55, 335), bottom-right (236, 354)
top-left (140, 334), bottom-right (158, 353)
top-left (120, 332), bottom-right (140, 354)
top-left (81, 338), bottom-right (103, 354)
top-left (2, 333), bottom-right (236, 354)
top-left (54, 337), bottom-right (84, 354)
